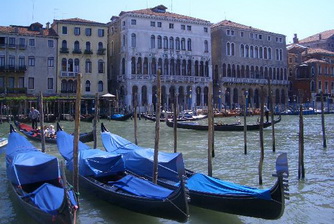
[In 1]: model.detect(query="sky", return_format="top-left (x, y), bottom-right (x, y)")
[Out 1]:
top-left (1, 0), bottom-right (333, 43)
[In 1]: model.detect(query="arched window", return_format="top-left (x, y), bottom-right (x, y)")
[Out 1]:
top-left (245, 45), bottom-right (249, 57)
top-left (131, 57), bottom-right (136, 74)
top-left (85, 59), bottom-right (91, 73)
top-left (255, 46), bottom-right (258, 58)
top-left (122, 58), bottom-right (125, 74)
top-left (240, 44), bottom-right (244, 57)
top-left (250, 46), bottom-right (254, 58)
top-left (176, 59), bottom-right (181, 75)
top-left (223, 63), bottom-right (226, 77)
top-left (158, 58), bottom-right (162, 74)
top-left (61, 80), bottom-right (67, 92)
top-left (268, 48), bottom-right (272, 59)
top-left (259, 47), bottom-right (263, 58)
top-left (141, 86), bottom-right (147, 106)
top-left (98, 81), bottom-right (103, 92)
top-left (74, 41), bottom-right (80, 51)
top-left (157, 36), bottom-right (162, 49)
top-left (205, 61), bottom-right (209, 77)
top-left (151, 35), bottom-right (155, 48)
top-left (187, 38), bottom-right (192, 51)
top-left (164, 58), bottom-right (169, 75)
top-left (204, 40), bottom-right (208, 52)
top-left (170, 59), bottom-right (175, 75)
top-left (131, 33), bottom-right (136, 48)
top-left (279, 49), bottom-right (283, 61)
top-left (74, 59), bottom-right (79, 73)
top-left (68, 59), bottom-right (73, 72)
top-left (98, 60), bottom-right (104, 73)
top-left (182, 60), bottom-right (186, 76)
top-left (151, 58), bottom-right (156, 74)
top-left (143, 57), bottom-right (148, 74)
top-left (85, 80), bottom-right (91, 92)
top-left (137, 57), bottom-right (142, 74)
top-left (231, 43), bottom-right (235, 56)
top-left (187, 60), bottom-right (192, 76)
top-left (181, 38), bottom-right (186, 50)
top-left (169, 37), bottom-right (174, 49)
top-left (85, 41), bottom-right (91, 51)
top-left (98, 42), bottom-right (103, 50)
top-left (226, 42), bottom-right (230, 56)
top-left (61, 58), bottom-right (67, 71)
top-left (62, 40), bottom-right (67, 49)
top-left (176, 37), bottom-right (180, 50)
top-left (163, 36), bottom-right (168, 49)
top-left (195, 61), bottom-right (199, 76)
top-left (264, 47), bottom-right (267, 59)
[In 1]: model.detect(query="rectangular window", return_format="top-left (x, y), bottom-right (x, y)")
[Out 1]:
top-left (19, 38), bottom-right (25, 47)
top-left (0, 56), bottom-right (5, 66)
top-left (74, 27), bottom-right (80, 36)
top-left (169, 23), bottom-right (174, 29)
top-left (150, 21), bottom-right (156, 27)
top-left (226, 30), bottom-right (230, 35)
top-left (259, 34), bottom-right (262, 39)
top-left (19, 56), bottom-right (25, 67)
top-left (9, 56), bottom-right (15, 67)
top-left (187, 25), bottom-right (191, 31)
top-left (29, 39), bottom-right (35, 47)
top-left (28, 56), bottom-right (35, 66)
top-left (157, 22), bottom-right (162, 27)
top-left (28, 77), bottom-right (34, 89)
top-left (85, 28), bottom-right (92, 36)
top-left (8, 77), bottom-right (14, 88)
top-left (240, 32), bottom-right (244, 37)
top-left (48, 40), bottom-right (54, 48)
top-left (181, 25), bottom-right (185, 30)
top-left (267, 36), bottom-right (271, 41)
top-left (131, 19), bottom-right (136, 25)
top-left (18, 77), bottom-right (24, 88)
top-left (47, 57), bottom-right (54, 67)
top-left (48, 78), bottom-right (53, 89)
top-left (98, 29), bottom-right (105, 37)
top-left (0, 77), bottom-right (4, 88)
top-left (9, 37), bottom-right (15, 47)
top-left (204, 27), bottom-right (208, 32)
top-left (62, 26), bottom-right (67, 34)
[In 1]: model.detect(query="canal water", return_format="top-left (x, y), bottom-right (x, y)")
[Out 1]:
top-left (0, 114), bottom-right (333, 224)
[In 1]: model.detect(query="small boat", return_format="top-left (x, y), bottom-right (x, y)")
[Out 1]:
top-left (101, 123), bottom-right (289, 220)
top-left (109, 112), bottom-right (133, 121)
top-left (56, 124), bottom-right (189, 222)
top-left (80, 114), bottom-right (95, 122)
top-left (5, 125), bottom-right (78, 224)
top-left (0, 137), bottom-right (8, 154)
top-left (140, 113), bottom-right (166, 122)
top-left (166, 115), bottom-right (281, 131)
top-left (14, 120), bottom-right (94, 143)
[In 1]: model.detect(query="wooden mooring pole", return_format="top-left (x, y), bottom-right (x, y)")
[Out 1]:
top-left (73, 73), bottom-right (82, 193)
top-left (173, 94), bottom-right (178, 153)
top-left (93, 93), bottom-right (99, 149)
top-left (258, 86), bottom-right (265, 185)
top-left (268, 78), bottom-right (276, 152)
top-left (134, 93), bottom-right (138, 145)
top-left (153, 70), bottom-right (162, 184)
top-left (243, 91), bottom-right (248, 154)
top-left (39, 92), bottom-right (46, 152)
top-left (298, 105), bottom-right (305, 179)
top-left (207, 81), bottom-right (214, 177)
top-left (321, 91), bottom-right (327, 148)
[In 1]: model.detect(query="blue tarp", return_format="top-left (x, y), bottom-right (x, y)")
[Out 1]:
top-left (6, 132), bottom-right (59, 185)
top-left (24, 183), bottom-right (65, 215)
top-left (57, 130), bottom-right (125, 177)
top-left (101, 132), bottom-right (184, 182)
top-left (109, 175), bottom-right (173, 199)
top-left (186, 173), bottom-right (271, 200)
top-left (111, 114), bottom-right (124, 119)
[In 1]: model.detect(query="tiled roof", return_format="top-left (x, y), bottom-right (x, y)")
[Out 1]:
top-left (120, 5), bottom-right (210, 24)
top-left (212, 20), bottom-right (263, 31)
top-left (54, 17), bottom-right (107, 26)
top-left (299, 29), bottom-right (334, 43)
top-left (0, 25), bottom-right (57, 37)
top-left (303, 58), bottom-right (328, 64)
top-left (304, 48), bottom-right (334, 56)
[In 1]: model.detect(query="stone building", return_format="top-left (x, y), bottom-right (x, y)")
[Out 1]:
top-left (108, 5), bottom-right (212, 111)
top-left (297, 30), bottom-right (334, 52)
top-left (211, 20), bottom-right (289, 110)
top-left (51, 18), bottom-right (108, 97)
top-left (0, 22), bottom-right (58, 96)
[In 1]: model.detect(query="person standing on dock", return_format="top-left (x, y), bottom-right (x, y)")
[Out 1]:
top-left (264, 105), bottom-right (269, 123)
top-left (29, 107), bottom-right (40, 129)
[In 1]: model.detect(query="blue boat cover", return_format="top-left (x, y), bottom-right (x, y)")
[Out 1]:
top-left (23, 183), bottom-right (65, 215)
top-left (6, 132), bottom-right (59, 185)
top-left (57, 130), bottom-right (125, 177)
top-left (109, 175), bottom-right (173, 199)
top-left (111, 114), bottom-right (124, 119)
top-left (101, 132), bottom-right (185, 182)
top-left (186, 173), bottom-right (271, 200)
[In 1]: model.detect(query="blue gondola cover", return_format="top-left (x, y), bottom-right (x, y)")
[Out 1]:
top-left (101, 132), bottom-right (185, 182)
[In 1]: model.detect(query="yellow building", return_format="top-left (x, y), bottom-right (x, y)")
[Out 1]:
top-left (52, 18), bottom-right (108, 97)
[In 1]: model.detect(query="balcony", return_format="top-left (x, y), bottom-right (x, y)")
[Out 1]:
top-left (0, 65), bottom-right (26, 73)
top-left (60, 71), bottom-right (77, 77)
top-left (220, 77), bottom-right (289, 85)
top-left (72, 49), bottom-right (82, 54)
top-left (122, 74), bottom-right (211, 84)
top-left (60, 47), bottom-right (69, 53)
top-left (84, 49), bottom-right (93, 54)
top-left (18, 44), bottom-right (26, 50)
top-left (97, 48), bottom-right (106, 55)
top-left (5, 87), bottom-right (27, 94)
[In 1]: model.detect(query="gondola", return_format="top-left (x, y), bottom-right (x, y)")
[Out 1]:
top-left (14, 120), bottom-right (94, 143)
top-left (109, 112), bottom-right (133, 121)
top-left (101, 123), bottom-right (289, 220)
top-left (56, 124), bottom-right (189, 222)
top-left (166, 115), bottom-right (281, 131)
top-left (80, 114), bottom-right (95, 122)
top-left (5, 125), bottom-right (78, 224)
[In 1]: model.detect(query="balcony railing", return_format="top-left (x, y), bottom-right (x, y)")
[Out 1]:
top-left (97, 48), bottom-right (106, 55)
top-left (84, 49), bottom-right (93, 54)
top-left (118, 74), bottom-right (211, 84)
top-left (5, 87), bottom-right (27, 94)
top-left (60, 71), bottom-right (77, 77)
top-left (220, 77), bottom-right (289, 85)
top-left (72, 49), bottom-right (82, 54)
top-left (0, 65), bottom-right (27, 72)
top-left (60, 47), bottom-right (69, 53)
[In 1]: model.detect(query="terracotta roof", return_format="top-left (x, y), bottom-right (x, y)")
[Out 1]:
top-left (304, 48), bottom-right (334, 56)
top-left (303, 58), bottom-right (328, 64)
top-left (299, 29), bottom-right (334, 43)
top-left (0, 25), bottom-right (57, 37)
top-left (54, 17), bottom-right (107, 26)
top-left (120, 5), bottom-right (210, 24)
top-left (212, 20), bottom-right (263, 31)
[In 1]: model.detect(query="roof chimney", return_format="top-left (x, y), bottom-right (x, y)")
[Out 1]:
top-left (293, 33), bottom-right (299, 44)
top-left (46, 22), bottom-right (50, 29)
top-left (319, 34), bottom-right (322, 40)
